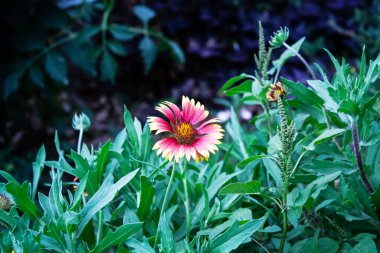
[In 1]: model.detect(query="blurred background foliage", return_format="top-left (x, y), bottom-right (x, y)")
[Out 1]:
top-left (1, 0), bottom-right (379, 180)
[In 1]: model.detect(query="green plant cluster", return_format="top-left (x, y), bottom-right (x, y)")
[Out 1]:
top-left (1, 0), bottom-right (184, 99)
top-left (1, 23), bottom-right (380, 253)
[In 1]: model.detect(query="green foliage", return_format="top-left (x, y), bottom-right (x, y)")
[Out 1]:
top-left (1, 1), bottom-right (185, 99)
top-left (1, 21), bottom-right (380, 253)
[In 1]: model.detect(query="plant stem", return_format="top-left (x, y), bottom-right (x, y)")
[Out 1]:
top-left (263, 103), bottom-right (273, 139)
top-left (283, 42), bottom-right (317, 80)
top-left (97, 209), bottom-right (103, 244)
top-left (77, 128), bottom-right (84, 154)
top-left (154, 163), bottom-right (176, 249)
top-left (351, 120), bottom-right (374, 193)
top-left (182, 159), bottom-right (191, 238)
top-left (279, 178), bottom-right (288, 253)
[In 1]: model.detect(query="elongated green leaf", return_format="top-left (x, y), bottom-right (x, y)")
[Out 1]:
top-left (139, 36), bottom-right (157, 74)
top-left (32, 145), bottom-right (45, 200)
top-left (210, 217), bottom-right (267, 253)
top-left (282, 77), bottom-right (324, 108)
top-left (96, 140), bottom-right (111, 182)
top-left (305, 128), bottom-right (345, 151)
top-left (6, 181), bottom-right (41, 220)
top-left (109, 24), bottom-right (137, 41)
top-left (237, 155), bottom-right (267, 168)
top-left (126, 237), bottom-right (155, 253)
top-left (91, 222), bottom-right (143, 253)
top-left (221, 74), bottom-right (254, 95)
top-left (219, 180), bottom-right (261, 195)
top-left (137, 176), bottom-right (155, 220)
top-left (273, 37), bottom-right (305, 69)
top-left (78, 169), bottom-right (139, 235)
top-left (124, 106), bottom-right (139, 149)
top-left (101, 50), bottom-right (117, 83)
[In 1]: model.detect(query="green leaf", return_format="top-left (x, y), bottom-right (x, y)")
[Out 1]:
top-left (0, 208), bottom-right (15, 227)
top-left (29, 65), bottom-right (44, 87)
top-left (221, 74), bottom-right (255, 96)
top-left (91, 223), bottom-right (143, 253)
top-left (44, 51), bottom-right (68, 85)
top-left (126, 237), bottom-right (155, 253)
top-left (167, 40), bottom-right (185, 64)
top-left (210, 217), bottom-right (267, 253)
top-left (305, 128), bottom-right (345, 151)
top-left (32, 145), bottom-right (45, 200)
top-left (282, 77), bottom-right (324, 108)
top-left (350, 237), bottom-right (377, 253)
top-left (6, 181), bottom-right (41, 220)
top-left (3, 69), bottom-right (24, 99)
top-left (109, 24), bottom-right (137, 41)
top-left (219, 180), bottom-right (261, 195)
top-left (137, 176), bottom-right (155, 220)
top-left (371, 185), bottom-right (380, 208)
top-left (108, 40), bottom-right (127, 56)
top-left (78, 169), bottom-right (139, 235)
top-left (124, 106), bottom-right (139, 149)
top-left (101, 50), bottom-right (117, 83)
top-left (139, 36), bottom-right (157, 74)
top-left (273, 37), bottom-right (305, 69)
top-left (133, 5), bottom-right (155, 26)
top-left (237, 155), bottom-right (267, 168)
top-left (339, 99), bottom-right (358, 115)
top-left (317, 238), bottom-right (339, 253)
top-left (96, 140), bottom-right (111, 183)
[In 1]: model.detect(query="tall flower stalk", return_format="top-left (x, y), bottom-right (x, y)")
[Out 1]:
top-left (148, 96), bottom-right (223, 248)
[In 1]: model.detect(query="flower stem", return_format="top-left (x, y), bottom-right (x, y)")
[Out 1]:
top-left (154, 163), bottom-right (176, 249)
top-left (283, 42), bottom-right (316, 80)
top-left (351, 120), bottom-right (374, 193)
top-left (182, 159), bottom-right (191, 238)
top-left (279, 178), bottom-right (288, 253)
top-left (77, 128), bottom-right (83, 154)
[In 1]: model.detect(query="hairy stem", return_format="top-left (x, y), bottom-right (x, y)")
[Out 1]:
top-left (351, 120), bottom-right (374, 193)
top-left (154, 163), bottom-right (176, 249)
top-left (283, 42), bottom-right (316, 80)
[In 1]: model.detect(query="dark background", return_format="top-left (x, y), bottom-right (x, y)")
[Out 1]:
top-left (1, 0), bottom-right (379, 181)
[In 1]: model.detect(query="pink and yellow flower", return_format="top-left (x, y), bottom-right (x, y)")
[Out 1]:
top-left (148, 96), bottom-right (224, 162)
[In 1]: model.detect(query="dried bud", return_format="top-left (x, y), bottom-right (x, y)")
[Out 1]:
top-left (266, 82), bottom-right (286, 102)
top-left (0, 193), bottom-right (12, 211)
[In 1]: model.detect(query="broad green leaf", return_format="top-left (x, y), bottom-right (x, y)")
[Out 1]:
top-left (44, 51), bottom-right (68, 85)
top-left (350, 237), bottom-right (377, 253)
top-left (29, 65), bottom-right (44, 87)
top-left (91, 223), bottom-right (143, 253)
top-left (158, 215), bottom-right (175, 252)
top-left (109, 24), bottom-right (137, 41)
top-left (221, 74), bottom-right (255, 96)
top-left (139, 36), bottom-right (157, 74)
top-left (219, 180), bottom-right (261, 195)
top-left (371, 185), bottom-right (380, 208)
top-left (282, 77), bottom-right (324, 108)
top-left (101, 50), bottom-right (117, 83)
top-left (209, 217), bottom-right (267, 253)
top-left (237, 155), bottom-right (268, 168)
top-left (305, 128), bottom-right (345, 151)
top-left (6, 181), bottom-right (41, 220)
top-left (339, 99), bottom-right (358, 115)
top-left (78, 169), bottom-right (139, 235)
top-left (108, 40), bottom-right (127, 56)
top-left (317, 238), bottom-right (339, 253)
top-left (167, 40), bottom-right (185, 64)
top-left (40, 235), bottom-right (65, 253)
top-left (133, 5), bottom-right (155, 26)
top-left (273, 37), bottom-right (305, 69)
top-left (137, 176), bottom-right (155, 220)
top-left (3, 69), bottom-right (24, 99)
